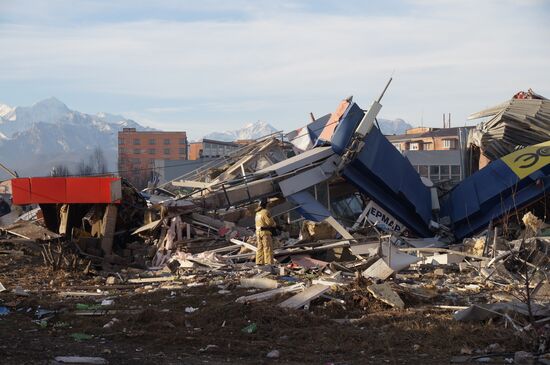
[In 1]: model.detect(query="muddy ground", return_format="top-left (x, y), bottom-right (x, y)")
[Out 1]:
top-left (0, 244), bottom-right (528, 365)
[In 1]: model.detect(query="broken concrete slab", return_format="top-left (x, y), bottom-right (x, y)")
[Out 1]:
top-left (291, 254), bottom-right (328, 270)
top-left (367, 282), bottom-right (405, 309)
top-left (279, 284), bottom-right (330, 310)
top-left (1, 221), bottom-right (61, 240)
top-left (362, 258), bottom-right (394, 280)
top-left (454, 302), bottom-right (550, 322)
top-left (240, 277), bottom-right (279, 289)
top-left (235, 283), bottom-right (304, 304)
top-left (423, 253), bottom-right (464, 265)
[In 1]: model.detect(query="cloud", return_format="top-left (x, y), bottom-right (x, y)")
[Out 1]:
top-left (0, 0), bottom-right (548, 137)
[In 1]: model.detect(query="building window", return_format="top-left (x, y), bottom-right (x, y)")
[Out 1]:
top-left (451, 165), bottom-right (461, 181)
top-left (133, 139), bottom-right (140, 145)
top-left (179, 148), bottom-right (186, 155)
top-left (149, 139), bottom-right (156, 145)
top-left (392, 143), bottom-right (402, 151)
top-left (424, 142), bottom-right (433, 150)
top-left (164, 139), bottom-right (171, 145)
top-left (429, 165), bottom-right (440, 182)
top-left (133, 149), bottom-right (141, 154)
top-left (132, 158), bottom-right (140, 164)
top-left (179, 138), bottom-right (186, 144)
top-left (418, 165), bottom-right (429, 178)
top-left (164, 148), bottom-right (170, 155)
top-left (148, 148), bottom-right (156, 155)
top-left (410, 142), bottom-right (420, 151)
top-left (443, 139), bottom-right (456, 149)
top-left (440, 165), bottom-right (450, 179)
top-left (118, 138), bottom-right (124, 145)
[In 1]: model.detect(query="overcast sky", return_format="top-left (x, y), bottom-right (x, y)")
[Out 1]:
top-left (0, 0), bottom-right (548, 139)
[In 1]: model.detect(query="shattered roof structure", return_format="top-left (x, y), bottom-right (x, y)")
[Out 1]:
top-left (469, 89), bottom-right (550, 160)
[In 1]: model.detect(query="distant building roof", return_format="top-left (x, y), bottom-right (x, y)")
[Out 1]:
top-left (200, 138), bottom-right (240, 147)
top-left (403, 149), bottom-right (462, 166)
top-left (386, 127), bottom-right (473, 142)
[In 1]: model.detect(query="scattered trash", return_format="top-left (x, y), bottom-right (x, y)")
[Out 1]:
top-left (13, 286), bottom-right (29, 296)
top-left (241, 323), bottom-right (257, 334)
top-left (100, 299), bottom-right (114, 306)
top-left (0, 88), bottom-right (549, 363)
top-left (70, 333), bottom-right (94, 342)
top-left (266, 349), bottom-right (280, 359)
top-left (199, 344), bottom-right (218, 352)
top-left (103, 318), bottom-right (120, 329)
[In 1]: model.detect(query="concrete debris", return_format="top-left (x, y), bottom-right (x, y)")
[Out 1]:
top-left (367, 282), bottom-right (404, 309)
top-left (279, 284), bottom-right (331, 310)
top-left (0, 88), bottom-right (549, 363)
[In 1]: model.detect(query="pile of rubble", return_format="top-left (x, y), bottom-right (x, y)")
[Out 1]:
top-left (0, 86), bottom-right (549, 363)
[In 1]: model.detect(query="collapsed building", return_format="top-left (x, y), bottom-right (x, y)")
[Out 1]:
top-left (0, 84), bottom-right (549, 362)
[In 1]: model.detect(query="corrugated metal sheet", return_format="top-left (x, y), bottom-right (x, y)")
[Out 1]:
top-left (470, 98), bottom-right (550, 160)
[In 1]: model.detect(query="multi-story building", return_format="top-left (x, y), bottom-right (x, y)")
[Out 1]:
top-left (386, 127), bottom-right (473, 184)
top-left (188, 139), bottom-right (241, 160)
top-left (387, 127), bottom-right (465, 152)
top-left (118, 128), bottom-right (188, 188)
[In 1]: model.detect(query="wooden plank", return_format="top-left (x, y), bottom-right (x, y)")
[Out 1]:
top-left (236, 283), bottom-right (304, 304)
top-left (230, 238), bottom-right (257, 252)
top-left (100, 204), bottom-right (117, 255)
top-left (132, 219), bottom-right (162, 235)
top-left (59, 291), bottom-right (106, 297)
top-left (324, 216), bottom-right (354, 240)
top-left (172, 180), bottom-right (212, 189)
top-left (127, 276), bottom-right (177, 283)
top-left (279, 284), bottom-right (330, 309)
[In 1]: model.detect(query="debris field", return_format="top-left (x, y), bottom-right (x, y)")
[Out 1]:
top-left (0, 87), bottom-right (549, 365)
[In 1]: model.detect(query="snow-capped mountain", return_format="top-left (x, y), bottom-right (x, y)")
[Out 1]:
top-left (377, 118), bottom-right (413, 135)
top-left (203, 121), bottom-right (278, 142)
top-left (0, 98), bottom-right (152, 178)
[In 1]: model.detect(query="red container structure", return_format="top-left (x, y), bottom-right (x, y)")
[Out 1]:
top-left (10, 177), bottom-right (122, 205)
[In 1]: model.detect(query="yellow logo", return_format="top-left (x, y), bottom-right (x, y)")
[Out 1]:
top-left (501, 140), bottom-right (550, 179)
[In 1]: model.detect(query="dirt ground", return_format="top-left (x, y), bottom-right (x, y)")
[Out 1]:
top-left (0, 245), bottom-right (528, 365)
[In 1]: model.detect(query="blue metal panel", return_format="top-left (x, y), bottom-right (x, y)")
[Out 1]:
top-left (330, 103), bottom-right (364, 156)
top-left (331, 112), bottom-right (433, 236)
top-left (440, 160), bottom-right (550, 240)
top-left (287, 190), bottom-right (332, 222)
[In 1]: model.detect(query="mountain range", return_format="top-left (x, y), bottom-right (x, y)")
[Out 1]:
top-left (203, 121), bottom-right (279, 141)
top-left (0, 98), bottom-right (150, 178)
top-left (0, 98), bottom-right (414, 179)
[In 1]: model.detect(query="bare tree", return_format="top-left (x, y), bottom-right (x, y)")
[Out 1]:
top-left (75, 147), bottom-right (109, 176)
top-left (51, 164), bottom-right (71, 177)
top-left (76, 161), bottom-right (94, 176)
top-left (89, 146), bottom-right (108, 174)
